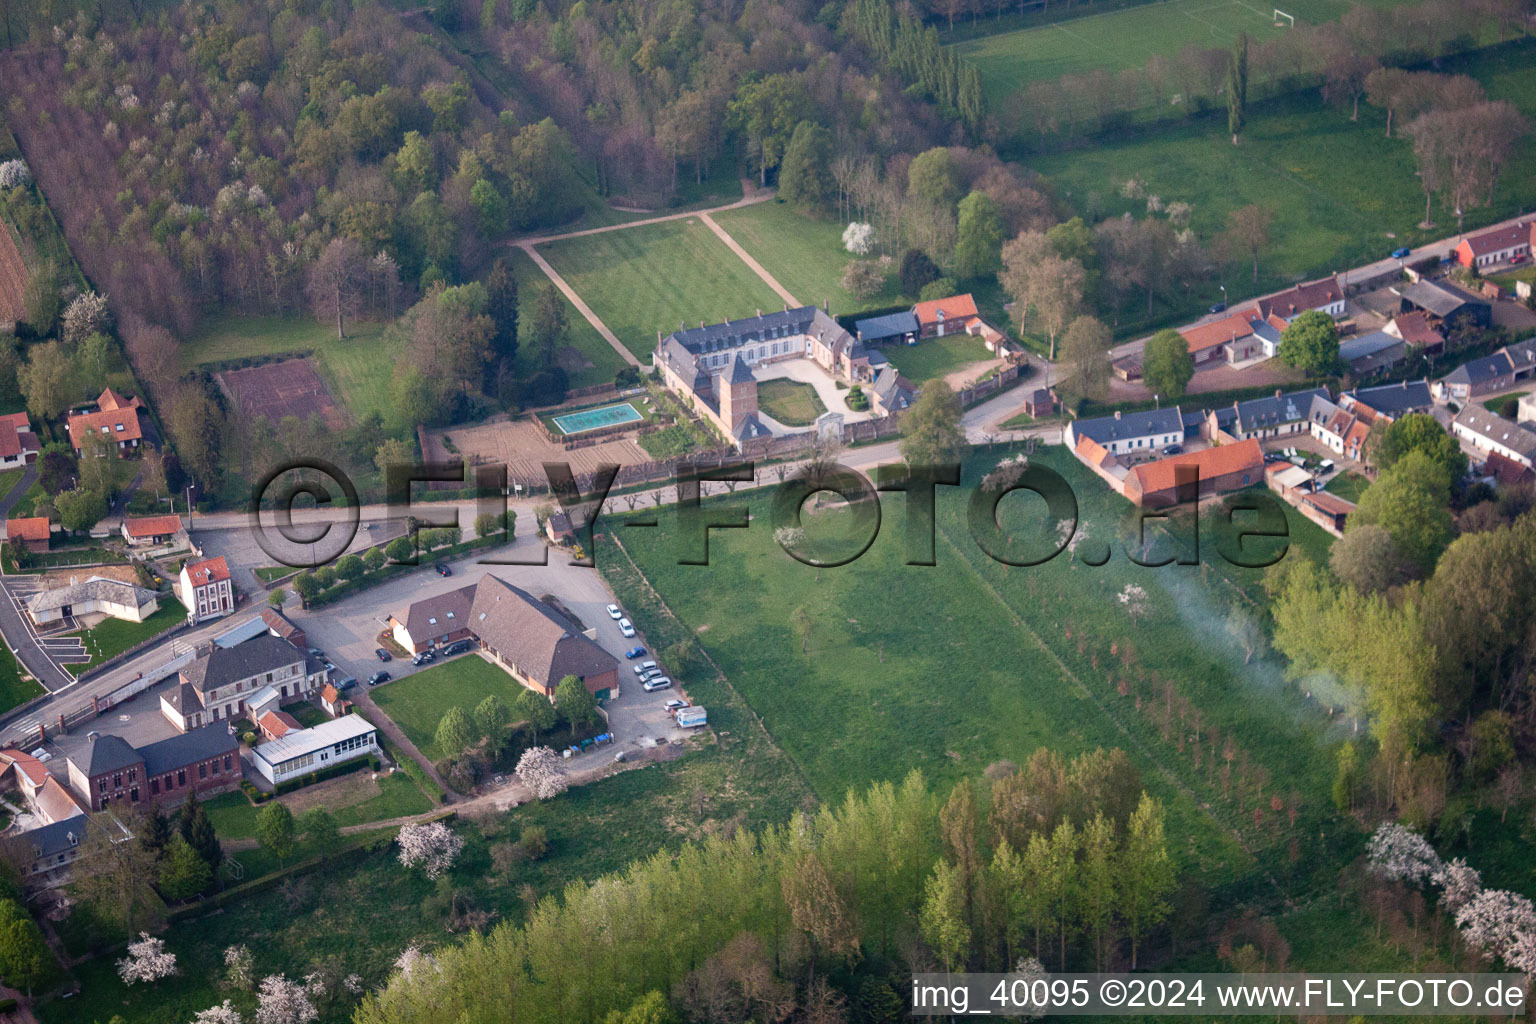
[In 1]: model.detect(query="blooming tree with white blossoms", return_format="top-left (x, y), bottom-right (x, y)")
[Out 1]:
top-left (396, 821), bottom-right (465, 879)
top-left (1117, 584), bottom-right (1149, 625)
top-left (254, 974), bottom-right (319, 1024)
top-left (192, 1000), bottom-right (244, 1024)
top-left (515, 746), bottom-right (570, 801)
top-left (1431, 858), bottom-right (1482, 915)
top-left (1365, 822), bottom-right (1442, 885)
top-left (118, 932), bottom-right (178, 984)
top-left (842, 222), bottom-right (874, 255)
top-left (0, 159), bottom-right (30, 190)
top-left (394, 945), bottom-right (438, 982)
top-left (224, 944), bottom-right (255, 990)
top-left (61, 290), bottom-right (112, 344)
top-left (1455, 889), bottom-right (1536, 968)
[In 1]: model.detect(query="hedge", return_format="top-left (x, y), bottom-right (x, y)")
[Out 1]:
top-left (300, 531), bottom-right (512, 609)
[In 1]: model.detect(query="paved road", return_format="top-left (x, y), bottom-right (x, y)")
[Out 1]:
top-left (0, 465), bottom-right (77, 694)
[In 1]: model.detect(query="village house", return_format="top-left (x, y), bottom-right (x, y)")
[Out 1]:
top-left (1121, 439), bottom-right (1265, 508)
top-left (5, 517), bottom-right (51, 553)
top-left (912, 293), bottom-right (982, 338)
top-left (1178, 306), bottom-right (1286, 367)
top-left (0, 749), bottom-right (84, 828)
top-left (1307, 395), bottom-right (1374, 462)
top-left (66, 387), bottom-right (148, 458)
top-left (1385, 312), bottom-right (1445, 356)
top-left (319, 682), bottom-right (351, 718)
top-left (391, 575), bottom-right (620, 700)
top-left (161, 634), bottom-right (325, 732)
top-left (544, 511), bottom-right (577, 547)
top-left (1451, 405), bottom-right (1536, 470)
top-left (1338, 330), bottom-right (1407, 376)
top-left (1204, 388), bottom-right (1329, 443)
top-left (1396, 279), bottom-right (1491, 335)
top-left (1263, 275), bottom-right (1347, 319)
top-left (120, 514), bottom-right (185, 548)
top-left (179, 555), bottom-right (235, 622)
top-left (60, 725), bottom-right (239, 811)
top-left (1433, 340), bottom-right (1536, 403)
top-left (250, 714), bottom-right (378, 786)
top-left (260, 607), bottom-right (307, 649)
top-left (1064, 406), bottom-right (1185, 457)
top-left (0, 412), bottom-right (40, 468)
top-left (1452, 219), bottom-right (1534, 269)
top-left (24, 576), bottom-right (159, 627)
top-left (1341, 379), bottom-right (1434, 420)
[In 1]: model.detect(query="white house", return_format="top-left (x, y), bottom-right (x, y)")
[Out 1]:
top-left (161, 634), bottom-right (325, 733)
top-left (1064, 406), bottom-right (1185, 457)
top-left (250, 714), bottom-right (378, 785)
top-left (24, 576), bottom-right (160, 627)
top-left (1452, 405), bottom-right (1536, 470)
top-left (179, 556), bottom-right (234, 622)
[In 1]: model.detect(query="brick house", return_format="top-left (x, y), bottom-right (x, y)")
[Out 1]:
top-left (121, 514), bottom-right (185, 548)
top-left (1121, 439), bottom-right (1265, 508)
top-left (179, 556), bottom-right (235, 622)
top-left (912, 293), bottom-right (981, 338)
top-left (1453, 220), bottom-right (1534, 269)
top-left (5, 517), bottom-right (51, 553)
top-left (66, 388), bottom-right (148, 458)
top-left (58, 729), bottom-right (237, 812)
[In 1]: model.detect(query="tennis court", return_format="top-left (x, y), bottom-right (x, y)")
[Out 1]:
top-left (551, 401), bottom-right (644, 435)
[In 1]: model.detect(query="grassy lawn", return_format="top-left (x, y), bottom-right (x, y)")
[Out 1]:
top-left (756, 379), bottom-right (826, 426)
top-left (598, 447), bottom-right (1357, 892)
top-left (66, 602), bottom-right (182, 675)
top-left (201, 771), bottom-right (430, 841)
top-left (0, 465), bottom-right (24, 501)
top-left (882, 332), bottom-right (995, 384)
top-left (537, 217), bottom-right (785, 361)
top-left (370, 655), bottom-right (536, 763)
top-left (712, 200), bottom-right (909, 315)
top-left (0, 645), bottom-right (42, 714)
top-left (1324, 471), bottom-right (1370, 504)
top-left (501, 247), bottom-right (629, 389)
top-left (1483, 390), bottom-right (1528, 413)
top-left (254, 566), bottom-right (294, 584)
top-left (952, 0), bottom-right (1421, 106)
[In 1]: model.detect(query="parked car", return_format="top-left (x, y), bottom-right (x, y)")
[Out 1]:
top-left (411, 650), bottom-right (435, 666)
top-left (1512, 253), bottom-right (1530, 265)
top-left (434, 562), bottom-right (452, 577)
top-left (337, 676), bottom-right (358, 690)
top-left (367, 671), bottom-right (391, 686)
top-left (624, 646), bottom-right (647, 660)
top-left (1391, 246), bottom-right (1412, 259)
top-left (1318, 459), bottom-right (1335, 473)
top-left (663, 699), bottom-right (689, 713)
top-left (639, 667), bottom-right (663, 682)
top-left (675, 706), bottom-right (707, 729)
top-left (618, 617), bottom-right (636, 638)
top-left (1263, 452), bottom-right (1288, 464)
top-left (443, 640), bottom-right (474, 656)
top-left (1162, 444), bottom-right (1183, 456)
top-left (1208, 302), bottom-right (1226, 314)
top-left (607, 604), bottom-right (623, 620)
top-left (307, 647), bottom-right (325, 659)
top-left (375, 648), bottom-right (392, 662)
top-left (642, 676), bottom-right (672, 692)
top-left (29, 748), bottom-right (51, 763)
top-left (633, 660), bottom-right (658, 676)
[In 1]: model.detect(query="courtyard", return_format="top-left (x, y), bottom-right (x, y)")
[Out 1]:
top-left (752, 357), bottom-right (875, 426)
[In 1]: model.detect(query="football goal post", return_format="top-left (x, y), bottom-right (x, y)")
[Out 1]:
top-left (1273, 8), bottom-right (1295, 27)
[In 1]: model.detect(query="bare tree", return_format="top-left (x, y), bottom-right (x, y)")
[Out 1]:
top-left (306, 237), bottom-right (365, 340)
top-left (1219, 204), bottom-right (1275, 285)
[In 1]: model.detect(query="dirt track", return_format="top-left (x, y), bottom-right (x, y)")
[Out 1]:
top-left (0, 221), bottom-right (27, 323)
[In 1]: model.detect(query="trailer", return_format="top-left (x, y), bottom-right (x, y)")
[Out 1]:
top-left (675, 706), bottom-right (707, 729)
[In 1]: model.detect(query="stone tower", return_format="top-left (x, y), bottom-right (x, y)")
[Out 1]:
top-left (719, 355), bottom-right (758, 435)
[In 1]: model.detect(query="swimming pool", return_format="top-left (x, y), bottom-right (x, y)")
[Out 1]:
top-left (551, 401), bottom-right (644, 435)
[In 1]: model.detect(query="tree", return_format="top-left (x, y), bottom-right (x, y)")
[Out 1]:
top-left (193, 1001), bottom-right (245, 1024)
top-left (485, 257), bottom-right (519, 366)
top-left (1277, 310), bottom-right (1339, 376)
top-left (363, 547), bottom-right (386, 572)
top-left (842, 222), bottom-right (874, 255)
top-left (1058, 316), bottom-right (1113, 406)
top-left (1330, 523), bottom-right (1409, 595)
top-left (515, 688), bottom-right (557, 745)
top-left (165, 383), bottom-right (225, 486)
top-left (298, 809), bottom-right (340, 862)
top-left (55, 488), bottom-right (108, 534)
top-left (78, 332), bottom-right (113, 387)
top-left (396, 821), bottom-right (464, 879)
top-left (1322, 46), bottom-right (1378, 121)
top-left (268, 588), bottom-right (289, 610)
top-left (554, 675), bottom-right (597, 738)
top-left (255, 974), bottom-right (319, 1024)
top-left (899, 249), bottom-right (940, 295)
top-left (523, 284), bottom-right (568, 369)
top-left (306, 237), bottom-right (366, 340)
top-left (180, 791), bottom-right (223, 871)
top-left (1141, 329), bottom-right (1193, 400)
top-left (157, 835), bottom-right (212, 902)
top-left (899, 380), bottom-right (968, 466)
top-left (1077, 813), bottom-right (1117, 970)
top-left (781, 851), bottom-right (859, 990)
top-left (473, 694), bottom-right (510, 740)
top-left (385, 536), bottom-right (414, 563)
top-left (37, 448), bottom-right (77, 494)
top-left (919, 859), bottom-right (970, 971)
top-left (61, 290), bottom-right (112, 345)
top-left (907, 148), bottom-right (963, 208)
top-left (953, 191), bottom-right (1005, 280)
top-left (1220, 204), bottom-right (1273, 284)
top-left (728, 74), bottom-right (807, 186)
top-left (1227, 33), bottom-right (1248, 144)
top-left (0, 901), bottom-right (48, 997)
top-left (1351, 450), bottom-right (1454, 573)
top-left (841, 259), bottom-right (888, 299)
top-left (257, 803), bottom-right (297, 865)
top-left (515, 746), bottom-right (570, 800)
top-left (1120, 794), bottom-right (1173, 969)
top-left (21, 263), bottom-right (60, 336)
top-left (1377, 413), bottom-right (1467, 481)
top-left (434, 706), bottom-right (477, 760)
top-left (1332, 741), bottom-right (1360, 812)
top-left (777, 121), bottom-right (834, 210)
top-left (999, 232), bottom-right (1084, 360)
top-left (18, 339), bottom-right (71, 419)
top-left (334, 554), bottom-right (364, 581)
top-left (601, 991), bottom-right (675, 1024)
top-left (142, 803), bottom-right (173, 858)
top-left (118, 932), bottom-right (178, 984)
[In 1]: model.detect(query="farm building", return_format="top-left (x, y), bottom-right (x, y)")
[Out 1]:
top-left (24, 576), bottom-right (160, 627)
top-left (1121, 439), bottom-right (1265, 508)
top-left (1396, 280), bottom-right (1491, 334)
top-left (1452, 406), bottom-right (1536, 470)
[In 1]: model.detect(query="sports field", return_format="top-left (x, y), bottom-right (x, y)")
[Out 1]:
top-left (954, 0), bottom-right (1415, 103)
top-left (536, 217), bottom-right (786, 361)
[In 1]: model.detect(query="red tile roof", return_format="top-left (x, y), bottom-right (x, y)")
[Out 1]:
top-left (1126, 439), bottom-right (1264, 496)
top-left (320, 683), bottom-right (341, 704)
top-left (1458, 220), bottom-right (1534, 258)
top-left (6, 517), bottom-right (50, 543)
top-left (259, 710), bottom-right (302, 739)
top-left (1180, 307), bottom-right (1261, 353)
top-left (123, 514), bottom-right (182, 539)
top-left (0, 748), bottom-right (49, 786)
top-left (185, 556), bottom-right (230, 586)
top-left (1486, 450), bottom-right (1535, 486)
top-left (96, 387), bottom-right (140, 412)
top-left (67, 403), bottom-right (143, 450)
top-left (1303, 491), bottom-right (1356, 517)
top-left (1392, 312), bottom-right (1443, 348)
top-left (0, 422), bottom-right (37, 460)
top-left (911, 293), bottom-right (979, 326)
top-left (1261, 276), bottom-right (1343, 318)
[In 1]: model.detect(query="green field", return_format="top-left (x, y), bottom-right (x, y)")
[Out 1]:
top-left (954, 0), bottom-right (1426, 105)
top-left (883, 332), bottom-right (996, 383)
top-left (537, 218), bottom-right (786, 361)
top-left (1483, 391), bottom-right (1528, 412)
top-left (201, 771), bottom-right (431, 840)
top-left (756, 379), bottom-right (827, 426)
top-left (370, 655), bottom-right (535, 762)
top-left (501, 247), bottom-right (629, 389)
top-left (1325, 470), bottom-right (1370, 504)
top-left (712, 200), bottom-right (909, 315)
top-left (67, 602), bottom-right (183, 676)
top-left (0, 646), bottom-right (42, 714)
top-left (599, 447), bottom-right (1353, 889)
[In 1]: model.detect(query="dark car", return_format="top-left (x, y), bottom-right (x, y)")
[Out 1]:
top-left (1162, 444), bottom-right (1183, 456)
top-left (368, 671), bottom-right (391, 686)
top-left (434, 562), bottom-right (452, 577)
top-left (1208, 302), bottom-right (1227, 314)
top-left (1391, 246), bottom-right (1412, 259)
top-left (624, 646), bottom-right (647, 660)
top-left (375, 648), bottom-right (392, 662)
top-left (411, 650), bottom-right (435, 666)
top-left (442, 640), bottom-right (474, 657)
top-left (336, 676), bottom-right (358, 691)
top-left (307, 647), bottom-right (324, 659)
